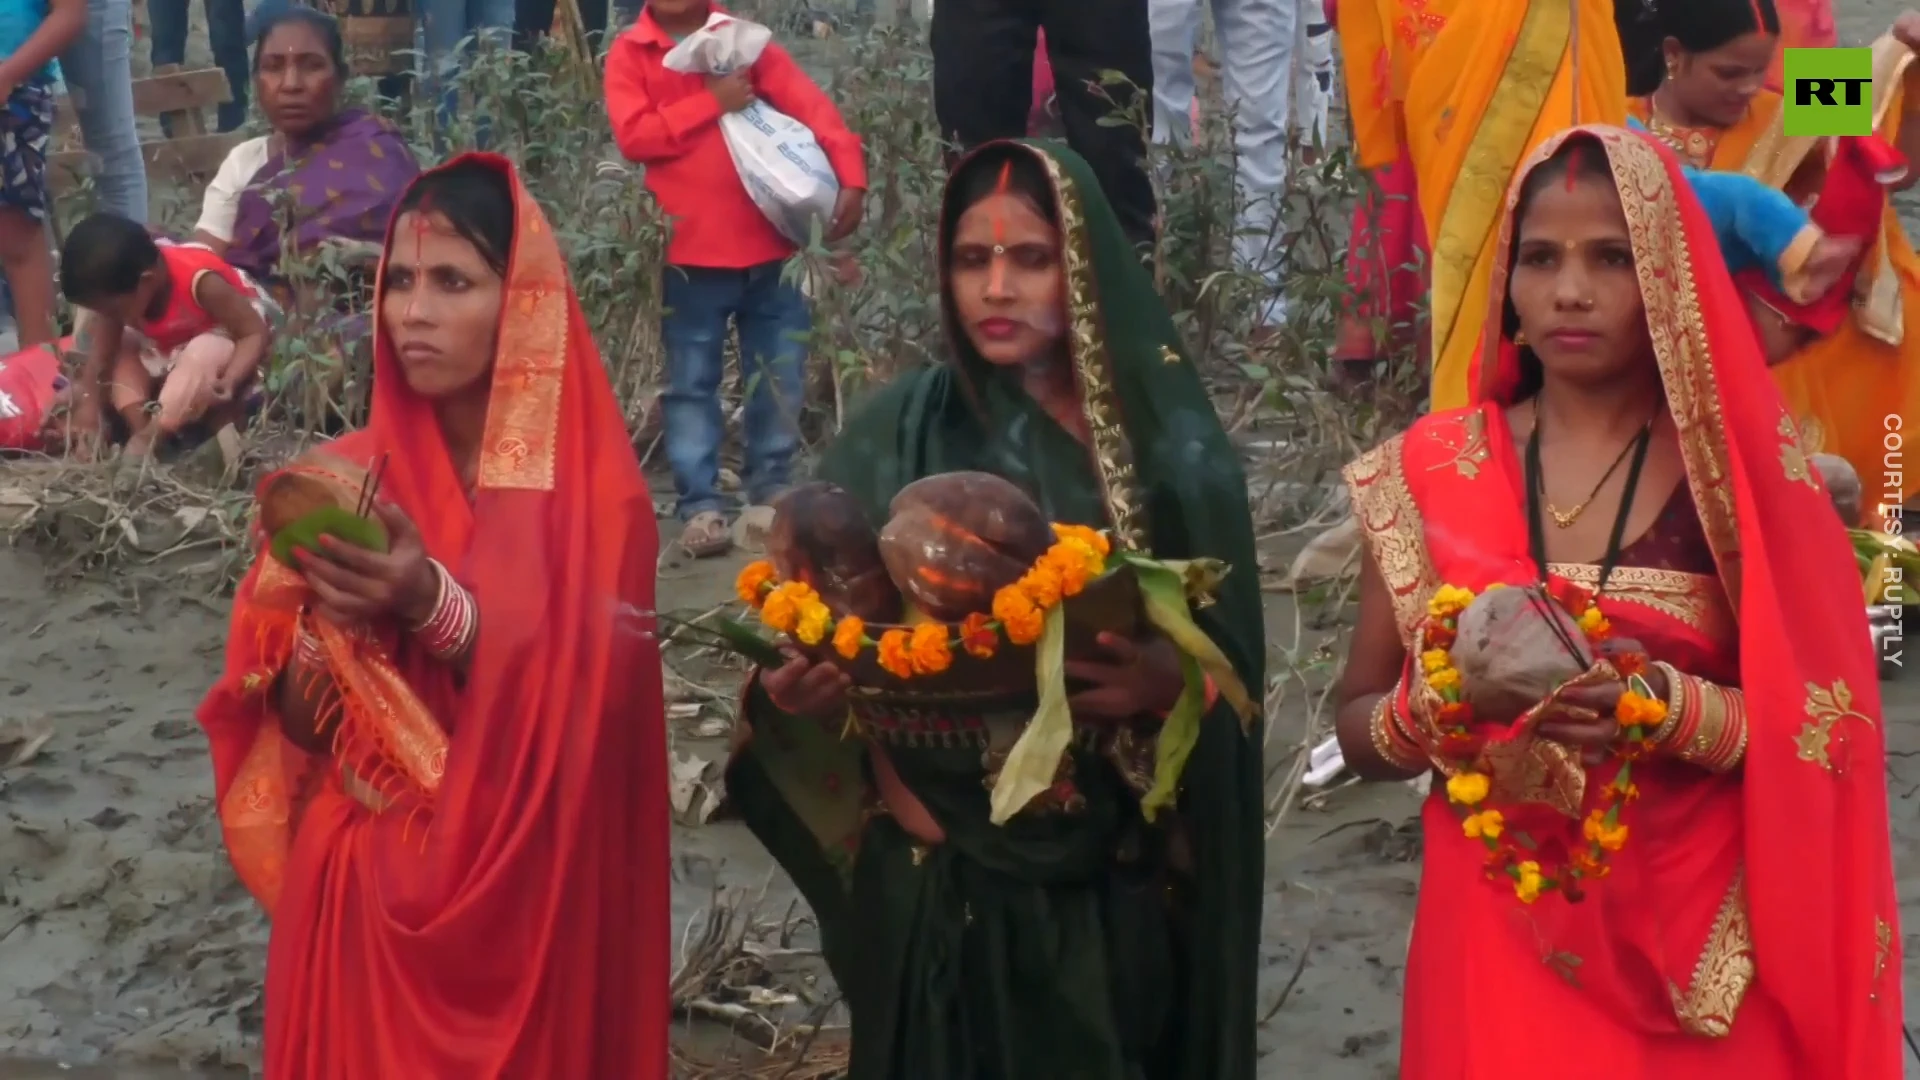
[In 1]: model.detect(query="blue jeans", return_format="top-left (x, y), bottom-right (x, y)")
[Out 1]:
top-left (62, 0), bottom-right (145, 220)
top-left (420, 0), bottom-right (515, 136)
top-left (148, 0), bottom-right (248, 133)
top-left (661, 262), bottom-right (810, 521)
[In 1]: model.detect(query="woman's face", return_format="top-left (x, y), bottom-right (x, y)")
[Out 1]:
top-left (256, 21), bottom-right (340, 138)
top-left (1664, 32), bottom-right (1776, 127)
top-left (1507, 168), bottom-right (1651, 384)
top-left (380, 210), bottom-right (505, 400)
top-left (948, 191), bottom-right (1067, 367)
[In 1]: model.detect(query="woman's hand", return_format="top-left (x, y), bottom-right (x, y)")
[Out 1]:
top-left (1800, 232), bottom-right (1865, 299)
top-left (1065, 631), bottom-right (1186, 721)
top-left (1533, 639), bottom-right (1669, 764)
top-left (760, 647), bottom-right (852, 719)
top-left (295, 500), bottom-right (438, 629)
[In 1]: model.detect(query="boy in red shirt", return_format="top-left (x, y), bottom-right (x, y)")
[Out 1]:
top-left (60, 213), bottom-right (277, 460)
top-left (605, 0), bottom-right (866, 557)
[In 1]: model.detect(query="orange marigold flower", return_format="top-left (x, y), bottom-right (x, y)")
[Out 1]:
top-left (1436, 701), bottom-right (1472, 727)
top-left (1612, 651), bottom-right (1646, 678)
top-left (1614, 691), bottom-right (1667, 730)
top-left (877, 628), bottom-right (915, 679)
top-left (959, 612), bottom-right (998, 659)
top-left (1582, 811), bottom-right (1629, 853)
top-left (1002, 608), bottom-right (1044, 646)
top-left (832, 616), bottom-right (867, 660)
top-left (1047, 546), bottom-right (1094, 596)
top-left (1052, 522), bottom-right (1111, 556)
top-left (993, 584), bottom-right (1045, 645)
top-left (760, 583), bottom-right (805, 633)
top-left (794, 599), bottom-right (832, 646)
top-left (1022, 563), bottom-right (1066, 609)
top-left (735, 560), bottom-right (778, 607)
top-left (908, 623), bottom-right (953, 675)
top-left (1607, 776), bottom-right (1641, 803)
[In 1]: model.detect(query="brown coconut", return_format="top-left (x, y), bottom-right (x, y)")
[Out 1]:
top-left (877, 471), bottom-right (1054, 621)
top-left (766, 483), bottom-right (903, 623)
top-left (1449, 585), bottom-right (1595, 723)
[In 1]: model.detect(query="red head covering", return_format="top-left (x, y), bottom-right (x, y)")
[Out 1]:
top-left (197, 154), bottom-right (669, 1076)
top-left (1477, 126), bottom-right (1902, 1076)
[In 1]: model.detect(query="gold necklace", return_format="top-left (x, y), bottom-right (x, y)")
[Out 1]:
top-left (1538, 415), bottom-right (1657, 529)
top-left (1641, 96), bottom-right (1720, 169)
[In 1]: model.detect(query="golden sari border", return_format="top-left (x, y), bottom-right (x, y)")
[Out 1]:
top-left (1428, 0), bottom-right (1570, 363)
top-left (1547, 562), bottom-right (1734, 641)
top-left (1667, 866), bottom-right (1756, 1038)
top-left (1031, 147), bottom-right (1147, 551)
top-left (478, 181), bottom-right (567, 492)
top-left (1341, 433), bottom-right (1438, 646)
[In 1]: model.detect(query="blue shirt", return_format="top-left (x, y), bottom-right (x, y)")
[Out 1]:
top-left (1625, 117), bottom-right (1811, 287)
top-left (0, 0), bottom-right (59, 87)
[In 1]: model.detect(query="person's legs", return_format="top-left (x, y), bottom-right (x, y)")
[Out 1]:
top-left (1295, 8), bottom-right (1333, 161)
top-left (0, 85), bottom-right (55, 348)
top-left (1212, 0), bottom-right (1295, 326)
top-left (736, 260), bottom-right (809, 508)
top-left (419, 0), bottom-right (472, 132)
top-left (1147, 0), bottom-right (1199, 145)
top-left (1041, 0), bottom-right (1158, 252)
top-left (513, 0), bottom-right (556, 51)
top-left (154, 333), bottom-right (234, 435)
top-left (931, 0), bottom-right (1038, 157)
top-left (147, 0), bottom-right (188, 137)
top-left (61, 0), bottom-right (148, 221)
top-left (204, 0), bottom-right (250, 131)
top-left (661, 265), bottom-right (743, 553)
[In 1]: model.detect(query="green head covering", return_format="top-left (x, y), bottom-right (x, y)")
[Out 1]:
top-left (817, 138), bottom-right (1267, 1078)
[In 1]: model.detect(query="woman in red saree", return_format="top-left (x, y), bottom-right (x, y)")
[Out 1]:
top-left (1333, 125), bottom-right (1902, 1077)
top-left (195, 154), bottom-right (670, 1076)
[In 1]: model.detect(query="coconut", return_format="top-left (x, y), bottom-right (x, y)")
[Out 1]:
top-left (1449, 585), bottom-right (1594, 724)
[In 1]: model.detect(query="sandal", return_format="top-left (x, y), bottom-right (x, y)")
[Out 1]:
top-left (679, 510), bottom-right (733, 558)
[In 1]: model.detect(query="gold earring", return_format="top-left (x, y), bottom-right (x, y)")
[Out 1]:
top-left (1513, 330), bottom-right (1529, 347)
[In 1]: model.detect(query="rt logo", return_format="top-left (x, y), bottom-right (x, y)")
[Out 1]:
top-left (1784, 47), bottom-right (1874, 136)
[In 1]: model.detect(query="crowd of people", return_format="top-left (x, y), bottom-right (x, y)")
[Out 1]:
top-left (0, 0), bottom-right (1894, 1073)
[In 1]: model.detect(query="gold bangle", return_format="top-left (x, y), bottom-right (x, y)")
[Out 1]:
top-left (1667, 670), bottom-right (1748, 773)
top-left (1369, 694), bottom-right (1426, 772)
top-left (1648, 661), bottom-right (1686, 745)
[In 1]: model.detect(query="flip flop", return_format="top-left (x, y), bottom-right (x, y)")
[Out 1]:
top-left (680, 510), bottom-right (732, 558)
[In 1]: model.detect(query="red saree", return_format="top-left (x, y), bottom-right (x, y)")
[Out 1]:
top-left (195, 154), bottom-right (671, 1077)
top-left (1333, 148), bottom-right (1429, 367)
top-left (1345, 126), bottom-right (1902, 1077)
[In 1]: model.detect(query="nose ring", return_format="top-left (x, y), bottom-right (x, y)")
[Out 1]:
top-left (992, 244), bottom-right (1006, 256)
top-left (1575, 297), bottom-right (1596, 311)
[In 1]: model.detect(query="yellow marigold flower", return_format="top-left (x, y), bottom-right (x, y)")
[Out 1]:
top-left (877, 629), bottom-right (915, 679)
top-left (1427, 584), bottom-right (1475, 619)
top-left (794, 600), bottom-right (832, 646)
top-left (832, 616), bottom-right (866, 660)
top-left (1420, 648), bottom-right (1452, 674)
top-left (760, 583), bottom-right (804, 633)
top-left (908, 623), bottom-right (953, 675)
top-left (1052, 522), bottom-right (1111, 556)
top-left (1426, 666), bottom-right (1462, 693)
top-left (735, 560), bottom-right (778, 607)
top-left (1462, 809), bottom-right (1505, 840)
top-left (1615, 692), bottom-right (1667, 729)
top-left (1445, 771), bottom-right (1490, 807)
top-left (1582, 811), bottom-right (1629, 853)
top-left (1514, 860), bottom-right (1544, 904)
top-left (1577, 607), bottom-right (1610, 637)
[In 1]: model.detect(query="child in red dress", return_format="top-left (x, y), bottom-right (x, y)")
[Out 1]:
top-left (60, 213), bottom-right (277, 459)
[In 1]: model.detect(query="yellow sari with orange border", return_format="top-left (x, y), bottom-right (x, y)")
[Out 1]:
top-left (1632, 35), bottom-right (1920, 505)
top-left (1410, 0), bottom-right (1629, 410)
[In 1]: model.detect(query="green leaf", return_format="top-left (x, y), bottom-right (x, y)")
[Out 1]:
top-left (988, 605), bottom-right (1072, 825)
top-left (1134, 561), bottom-right (1256, 723)
top-left (1141, 651), bottom-right (1204, 822)
top-left (268, 506), bottom-right (388, 569)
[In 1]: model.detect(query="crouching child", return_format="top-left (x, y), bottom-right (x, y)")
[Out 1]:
top-left (60, 213), bottom-right (277, 459)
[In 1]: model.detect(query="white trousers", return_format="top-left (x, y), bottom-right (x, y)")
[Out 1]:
top-left (1148, 0), bottom-right (1303, 324)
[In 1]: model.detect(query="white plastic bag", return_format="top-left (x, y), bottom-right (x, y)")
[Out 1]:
top-left (662, 13), bottom-right (841, 244)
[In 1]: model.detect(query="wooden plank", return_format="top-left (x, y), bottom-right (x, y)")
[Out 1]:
top-left (342, 16), bottom-right (414, 76)
top-left (50, 131), bottom-right (245, 196)
top-left (52, 67), bottom-right (232, 142)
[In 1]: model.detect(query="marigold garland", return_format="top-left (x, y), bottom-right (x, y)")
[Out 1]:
top-left (1422, 580), bottom-right (1667, 906)
top-left (734, 523), bottom-right (1113, 676)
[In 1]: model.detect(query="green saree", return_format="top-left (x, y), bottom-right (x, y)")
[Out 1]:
top-left (725, 139), bottom-right (1266, 1080)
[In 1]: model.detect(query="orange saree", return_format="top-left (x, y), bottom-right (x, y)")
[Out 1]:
top-left (195, 154), bottom-right (670, 1076)
top-left (1407, 0), bottom-right (1627, 411)
top-left (1634, 36), bottom-right (1920, 504)
top-left (1347, 127), bottom-right (1902, 1077)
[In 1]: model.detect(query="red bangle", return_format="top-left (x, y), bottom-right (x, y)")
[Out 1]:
top-left (411, 560), bottom-right (476, 660)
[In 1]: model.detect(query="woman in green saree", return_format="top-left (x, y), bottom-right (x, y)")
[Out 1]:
top-left (725, 139), bottom-right (1267, 1079)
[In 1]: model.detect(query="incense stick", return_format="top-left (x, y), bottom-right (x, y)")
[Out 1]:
top-left (356, 453), bottom-right (389, 519)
